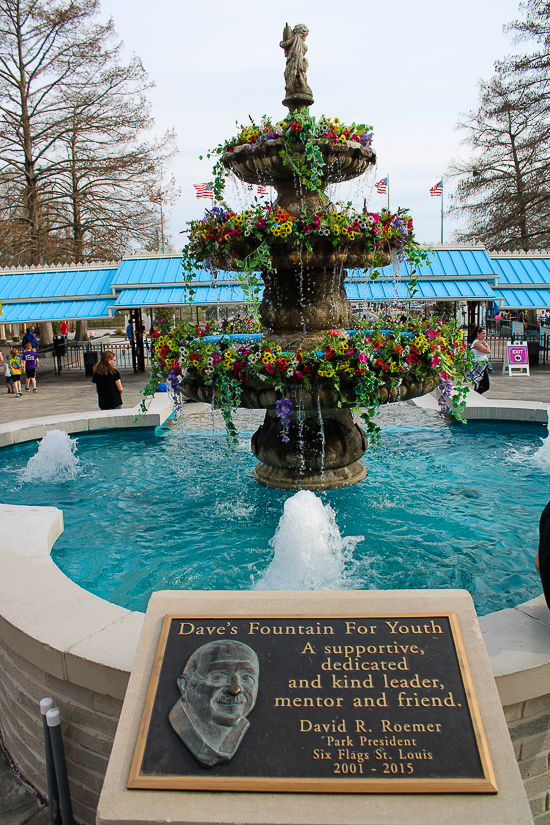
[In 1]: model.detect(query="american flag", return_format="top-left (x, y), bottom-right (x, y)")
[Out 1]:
top-left (194, 183), bottom-right (214, 199)
top-left (257, 185), bottom-right (268, 195)
top-left (149, 188), bottom-right (162, 205)
top-left (375, 178), bottom-right (388, 194)
top-left (430, 181), bottom-right (443, 196)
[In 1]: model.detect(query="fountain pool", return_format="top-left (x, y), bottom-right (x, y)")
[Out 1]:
top-left (0, 414), bottom-right (547, 617)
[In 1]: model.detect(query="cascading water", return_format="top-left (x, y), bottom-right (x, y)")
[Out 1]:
top-left (254, 489), bottom-right (363, 590)
top-left (21, 430), bottom-right (80, 483)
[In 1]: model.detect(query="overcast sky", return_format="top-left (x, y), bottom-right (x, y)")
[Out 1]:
top-left (97, 0), bottom-right (528, 248)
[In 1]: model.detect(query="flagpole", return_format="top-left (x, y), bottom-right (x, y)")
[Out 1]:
top-left (387, 173), bottom-right (390, 211)
top-left (441, 182), bottom-right (444, 244)
top-left (160, 197), bottom-right (165, 254)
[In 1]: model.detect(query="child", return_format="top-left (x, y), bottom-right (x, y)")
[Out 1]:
top-left (22, 341), bottom-right (39, 392)
top-left (8, 348), bottom-right (22, 396)
top-left (4, 358), bottom-right (13, 393)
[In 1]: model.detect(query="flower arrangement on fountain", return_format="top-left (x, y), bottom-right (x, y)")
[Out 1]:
top-left (148, 316), bottom-right (471, 447)
top-left (203, 109), bottom-right (374, 196)
top-left (184, 202), bottom-right (415, 274)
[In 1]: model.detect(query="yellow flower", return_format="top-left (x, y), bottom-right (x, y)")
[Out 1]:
top-left (234, 215), bottom-right (243, 225)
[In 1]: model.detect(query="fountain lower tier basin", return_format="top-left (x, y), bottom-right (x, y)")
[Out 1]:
top-left (182, 374), bottom-right (438, 490)
top-left (182, 374), bottom-right (438, 410)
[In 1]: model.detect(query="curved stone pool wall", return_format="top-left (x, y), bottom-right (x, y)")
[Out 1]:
top-left (0, 397), bottom-right (549, 824)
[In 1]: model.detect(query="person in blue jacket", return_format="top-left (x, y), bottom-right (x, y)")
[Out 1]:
top-left (22, 327), bottom-right (38, 348)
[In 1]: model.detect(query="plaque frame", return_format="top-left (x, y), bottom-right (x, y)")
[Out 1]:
top-left (128, 612), bottom-right (497, 793)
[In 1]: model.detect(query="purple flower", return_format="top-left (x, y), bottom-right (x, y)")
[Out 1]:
top-left (275, 397), bottom-right (292, 443)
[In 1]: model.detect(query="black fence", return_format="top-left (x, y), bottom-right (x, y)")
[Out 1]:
top-left (28, 339), bottom-right (151, 376)
top-left (486, 331), bottom-right (550, 366)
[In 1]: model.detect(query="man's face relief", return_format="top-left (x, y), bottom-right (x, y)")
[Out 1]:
top-left (181, 641), bottom-right (259, 728)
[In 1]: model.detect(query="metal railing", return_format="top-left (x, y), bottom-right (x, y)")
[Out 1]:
top-left (22, 339), bottom-right (151, 375)
top-left (486, 332), bottom-right (550, 365)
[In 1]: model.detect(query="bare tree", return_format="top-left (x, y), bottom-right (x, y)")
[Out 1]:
top-left (54, 47), bottom-right (177, 264)
top-left (448, 75), bottom-right (550, 252)
top-left (0, 0), bottom-right (178, 342)
top-left (0, 0), bottom-right (115, 264)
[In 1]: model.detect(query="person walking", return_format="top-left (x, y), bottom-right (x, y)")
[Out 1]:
top-left (8, 348), bottom-right (23, 396)
top-left (467, 326), bottom-right (493, 395)
top-left (22, 327), bottom-right (38, 348)
top-left (91, 351), bottom-right (123, 410)
top-left (22, 341), bottom-right (39, 392)
top-left (4, 357), bottom-right (14, 393)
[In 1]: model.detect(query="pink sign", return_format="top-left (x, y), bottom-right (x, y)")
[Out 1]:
top-left (508, 345), bottom-right (529, 365)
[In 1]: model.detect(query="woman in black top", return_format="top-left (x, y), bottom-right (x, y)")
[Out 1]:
top-left (92, 351), bottom-right (123, 410)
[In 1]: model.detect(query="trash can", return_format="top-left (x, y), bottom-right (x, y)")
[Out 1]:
top-left (53, 335), bottom-right (66, 356)
top-left (527, 340), bottom-right (540, 367)
top-left (83, 350), bottom-right (98, 376)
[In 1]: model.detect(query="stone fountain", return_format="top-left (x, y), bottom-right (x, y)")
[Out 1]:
top-left (183, 24), bottom-right (436, 491)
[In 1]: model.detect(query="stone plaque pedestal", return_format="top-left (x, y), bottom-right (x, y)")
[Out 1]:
top-left (97, 590), bottom-right (532, 825)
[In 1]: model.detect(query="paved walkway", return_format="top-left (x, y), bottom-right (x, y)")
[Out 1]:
top-left (0, 737), bottom-right (48, 825)
top-left (0, 362), bottom-right (549, 428)
top-left (0, 360), bottom-right (548, 823)
top-left (0, 368), bottom-right (151, 425)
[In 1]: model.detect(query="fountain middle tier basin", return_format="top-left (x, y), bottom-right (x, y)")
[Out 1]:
top-left (210, 241), bottom-right (393, 273)
top-left (183, 375), bottom-right (438, 490)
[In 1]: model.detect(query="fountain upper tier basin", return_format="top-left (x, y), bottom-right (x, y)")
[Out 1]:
top-left (223, 139), bottom-right (375, 216)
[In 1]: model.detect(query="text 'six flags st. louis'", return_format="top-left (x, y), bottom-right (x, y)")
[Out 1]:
top-left (194, 183), bottom-right (214, 199)
top-left (149, 188), bottom-right (162, 205)
top-left (430, 181), bottom-right (443, 197)
top-left (375, 178), bottom-right (388, 195)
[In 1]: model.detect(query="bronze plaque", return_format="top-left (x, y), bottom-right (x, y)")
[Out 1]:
top-left (128, 613), bottom-right (496, 793)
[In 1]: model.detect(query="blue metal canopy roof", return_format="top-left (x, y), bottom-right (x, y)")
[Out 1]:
top-left (490, 256), bottom-right (550, 285)
top-left (0, 267), bottom-right (115, 300)
top-left (114, 286), bottom-right (252, 306)
top-left (493, 287), bottom-right (550, 309)
top-left (113, 256), bottom-right (185, 286)
top-left (0, 299), bottom-right (113, 323)
top-left (345, 279), bottom-right (495, 302)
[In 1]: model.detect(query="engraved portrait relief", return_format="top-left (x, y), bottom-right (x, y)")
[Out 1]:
top-left (169, 640), bottom-right (259, 767)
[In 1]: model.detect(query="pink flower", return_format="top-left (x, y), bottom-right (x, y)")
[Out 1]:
top-left (358, 352), bottom-right (367, 363)
top-left (265, 364), bottom-right (274, 374)
top-left (431, 355), bottom-right (440, 367)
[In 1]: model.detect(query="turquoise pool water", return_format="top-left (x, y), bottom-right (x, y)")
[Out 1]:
top-left (0, 420), bottom-right (547, 615)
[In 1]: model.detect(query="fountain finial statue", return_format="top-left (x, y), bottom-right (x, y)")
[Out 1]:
top-left (280, 23), bottom-right (314, 111)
